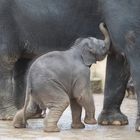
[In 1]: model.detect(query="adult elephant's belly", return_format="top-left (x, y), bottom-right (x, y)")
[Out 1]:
top-left (13, 0), bottom-right (101, 54)
top-left (102, 0), bottom-right (140, 54)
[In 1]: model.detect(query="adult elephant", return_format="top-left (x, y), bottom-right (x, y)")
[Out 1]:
top-left (0, 0), bottom-right (102, 119)
top-left (98, 0), bottom-right (140, 132)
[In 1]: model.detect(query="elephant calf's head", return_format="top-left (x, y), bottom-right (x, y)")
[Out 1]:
top-left (75, 23), bottom-right (110, 66)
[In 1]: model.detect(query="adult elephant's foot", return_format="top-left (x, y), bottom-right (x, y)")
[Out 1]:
top-left (98, 110), bottom-right (128, 125)
top-left (135, 118), bottom-right (140, 131)
top-left (0, 105), bottom-right (18, 120)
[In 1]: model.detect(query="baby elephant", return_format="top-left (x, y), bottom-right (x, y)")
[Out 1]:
top-left (13, 23), bottom-right (110, 132)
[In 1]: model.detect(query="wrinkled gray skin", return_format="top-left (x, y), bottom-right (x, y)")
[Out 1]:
top-left (13, 23), bottom-right (110, 132)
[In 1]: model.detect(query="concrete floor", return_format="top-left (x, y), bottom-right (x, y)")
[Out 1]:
top-left (0, 94), bottom-right (140, 140)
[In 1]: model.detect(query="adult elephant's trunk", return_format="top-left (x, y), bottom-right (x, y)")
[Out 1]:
top-left (99, 22), bottom-right (110, 50)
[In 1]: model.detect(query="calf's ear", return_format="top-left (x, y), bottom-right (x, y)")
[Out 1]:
top-left (81, 47), bottom-right (96, 66)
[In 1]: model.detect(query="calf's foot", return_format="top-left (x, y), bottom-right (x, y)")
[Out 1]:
top-left (84, 118), bottom-right (97, 125)
top-left (44, 125), bottom-right (60, 132)
top-left (12, 109), bottom-right (27, 128)
top-left (71, 122), bottom-right (85, 129)
top-left (98, 110), bottom-right (128, 125)
top-left (14, 123), bottom-right (26, 128)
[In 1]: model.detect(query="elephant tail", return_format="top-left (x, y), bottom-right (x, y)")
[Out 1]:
top-left (23, 76), bottom-right (31, 126)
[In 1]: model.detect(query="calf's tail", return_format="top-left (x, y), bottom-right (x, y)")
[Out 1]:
top-left (23, 76), bottom-right (31, 125)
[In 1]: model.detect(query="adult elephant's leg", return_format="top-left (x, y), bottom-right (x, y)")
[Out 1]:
top-left (0, 55), bottom-right (18, 120)
top-left (125, 36), bottom-right (140, 131)
top-left (14, 58), bottom-right (31, 109)
top-left (98, 49), bottom-right (130, 125)
top-left (0, 20), bottom-right (20, 119)
top-left (128, 60), bottom-right (140, 131)
top-left (70, 99), bottom-right (85, 129)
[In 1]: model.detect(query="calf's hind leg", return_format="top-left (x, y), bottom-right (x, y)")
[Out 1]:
top-left (13, 96), bottom-right (40, 128)
top-left (43, 89), bottom-right (69, 132)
